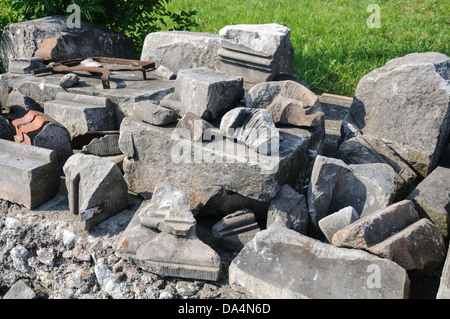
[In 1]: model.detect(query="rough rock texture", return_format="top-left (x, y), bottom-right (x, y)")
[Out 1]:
top-left (133, 101), bottom-right (178, 126)
top-left (0, 15), bottom-right (133, 72)
top-left (63, 153), bottom-right (128, 230)
top-left (307, 155), bottom-right (397, 235)
top-left (0, 139), bottom-right (60, 209)
top-left (246, 80), bottom-right (325, 127)
top-left (0, 115), bottom-right (14, 141)
top-left (116, 196), bottom-right (222, 281)
top-left (318, 206), bottom-right (359, 243)
top-left (139, 181), bottom-right (196, 237)
top-left (81, 134), bottom-right (121, 156)
top-left (267, 184), bottom-right (308, 234)
top-left (407, 166), bottom-right (450, 238)
top-left (212, 209), bottom-right (260, 251)
top-left (44, 92), bottom-right (116, 139)
top-left (119, 116), bottom-right (323, 217)
top-left (218, 24), bottom-right (294, 83)
top-left (332, 200), bottom-right (446, 270)
top-left (229, 223), bottom-right (410, 299)
top-left (160, 68), bottom-right (244, 121)
top-left (220, 107), bottom-right (280, 155)
top-left (175, 112), bottom-right (213, 142)
top-left (344, 52), bottom-right (450, 178)
top-left (437, 249), bottom-right (450, 299)
top-left (140, 31), bottom-right (221, 72)
top-left (8, 58), bottom-right (46, 75)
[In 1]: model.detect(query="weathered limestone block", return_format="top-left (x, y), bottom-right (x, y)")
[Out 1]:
top-left (246, 80), bottom-right (325, 128)
top-left (338, 134), bottom-right (417, 199)
top-left (119, 116), bottom-right (323, 217)
top-left (59, 73), bottom-right (79, 88)
top-left (133, 101), bottom-right (178, 126)
top-left (220, 107), bottom-right (279, 156)
top-left (0, 15), bottom-right (133, 71)
top-left (140, 31), bottom-right (221, 73)
top-left (3, 280), bottom-right (36, 299)
top-left (332, 200), bottom-right (446, 270)
top-left (318, 206), bottom-right (359, 243)
top-left (139, 181), bottom-right (196, 237)
top-left (63, 153), bottom-right (128, 230)
top-left (267, 184), bottom-right (308, 234)
top-left (160, 68), bottom-right (244, 121)
top-left (8, 57), bottom-right (45, 74)
top-left (407, 166), bottom-right (450, 238)
top-left (6, 90), bottom-right (43, 118)
top-left (212, 209), bottom-right (261, 251)
top-left (0, 139), bottom-right (60, 209)
top-left (344, 52), bottom-right (450, 178)
top-left (229, 223), bottom-right (410, 299)
top-left (116, 184), bottom-right (221, 281)
top-left (44, 92), bottom-right (116, 139)
top-left (154, 65), bottom-right (176, 80)
top-left (218, 24), bottom-right (294, 83)
top-left (437, 249), bottom-right (450, 299)
top-left (307, 155), bottom-right (397, 235)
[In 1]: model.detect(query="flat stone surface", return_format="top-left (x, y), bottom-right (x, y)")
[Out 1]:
top-left (229, 223), bottom-right (410, 299)
top-left (119, 116), bottom-right (323, 217)
top-left (318, 206), bottom-right (359, 243)
top-left (3, 280), bottom-right (36, 299)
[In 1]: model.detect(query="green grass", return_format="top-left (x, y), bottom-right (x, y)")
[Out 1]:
top-left (160, 0), bottom-right (449, 96)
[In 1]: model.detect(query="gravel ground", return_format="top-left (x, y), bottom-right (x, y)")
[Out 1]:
top-left (0, 182), bottom-right (247, 300)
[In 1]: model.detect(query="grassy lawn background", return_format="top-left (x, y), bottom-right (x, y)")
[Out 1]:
top-left (161, 0), bottom-right (449, 96)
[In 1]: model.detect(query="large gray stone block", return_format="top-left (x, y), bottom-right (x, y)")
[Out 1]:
top-left (229, 223), bottom-right (410, 299)
top-left (140, 31), bottom-right (221, 73)
top-left (344, 52), bottom-right (450, 178)
top-left (63, 153), bottom-right (128, 230)
top-left (118, 116), bottom-right (323, 217)
top-left (218, 24), bottom-right (294, 83)
top-left (44, 92), bottom-right (116, 139)
top-left (0, 15), bottom-right (133, 72)
top-left (160, 67), bottom-right (244, 121)
top-left (0, 139), bottom-right (60, 209)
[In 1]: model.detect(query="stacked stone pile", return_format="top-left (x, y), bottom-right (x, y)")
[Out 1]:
top-left (0, 16), bottom-right (449, 299)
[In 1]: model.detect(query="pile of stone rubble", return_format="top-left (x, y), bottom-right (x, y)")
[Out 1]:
top-left (0, 16), bottom-right (449, 299)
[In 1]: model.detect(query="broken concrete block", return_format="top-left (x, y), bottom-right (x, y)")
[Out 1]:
top-left (212, 209), bottom-right (261, 251)
top-left (8, 57), bottom-right (46, 74)
top-left (154, 65), bottom-right (176, 80)
top-left (139, 181), bottom-right (196, 237)
top-left (229, 223), bottom-right (410, 299)
top-left (218, 24), bottom-right (294, 83)
top-left (44, 92), bottom-right (116, 139)
top-left (116, 194), bottom-right (221, 281)
top-left (140, 31), bottom-right (221, 73)
top-left (220, 107), bottom-right (280, 156)
top-left (0, 15), bottom-right (133, 71)
top-left (318, 206), bottom-right (359, 243)
top-left (344, 52), bottom-right (450, 178)
top-left (307, 155), bottom-right (397, 235)
top-left (246, 80), bottom-right (325, 128)
top-left (267, 184), bottom-right (308, 234)
top-left (6, 90), bottom-right (43, 119)
top-left (407, 166), bottom-right (450, 238)
top-left (81, 134), bottom-right (121, 156)
top-left (63, 153), bottom-right (128, 230)
top-left (175, 112), bottom-right (213, 142)
top-left (338, 135), bottom-right (417, 200)
top-left (332, 200), bottom-right (446, 270)
top-left (12, 110), bottom-right (73, 168)
top-left (0, 139), bottom-right (60, 209)
top-left (160, 67), bottom-right (244, 121)
top-left (368, 218), bottom-right (446, 271)
top-left (133, 101), bottom-right (178, 126)
top-left (118, 116), bottom-right (323, 217)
